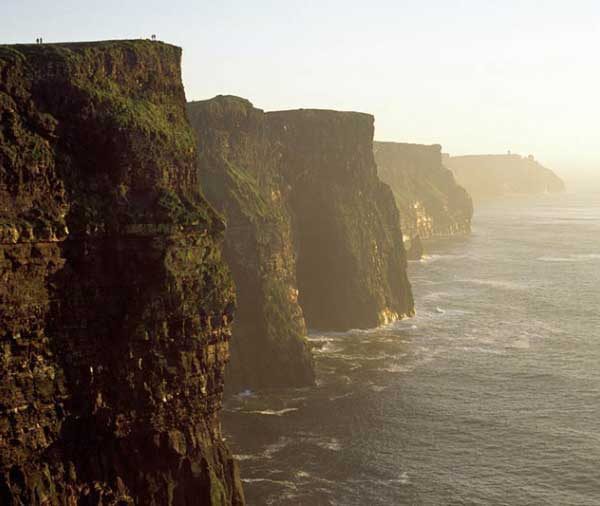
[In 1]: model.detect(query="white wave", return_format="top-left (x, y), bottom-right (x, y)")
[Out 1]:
top-left (299, 433), bottom-right (343, 452)
top-left (459, 278), bottom-right (526, 290)
top-left (538, 256), bottom-right (576, 262)
top-left (326, 314), bottom-right (416, 338)
top-left (246, 408), bottom-right (299, 416)
top-left (329, 392), bottom-right (354, 401)
top-left (538, 253), bottom-right (600, 263)
top-left (312, 342), bottom-right (343, 354)
top-left (241, 478), bottom-right (297, 490)
top-left (314, 437), bottom-right (342, 451)
top-left (419, 307), bottom-right (472, 319)
top-left (335, 351), bottom-right (399, 362)
top-left (339, 375), bottom-right (352, 385)
top-left (288, 396), bottom-right (308, 403)
top-left (508, 335), bottom-right (531, 350)
top-left (393, 471), bottom-right (410, 485)
top-left (459, 346), bottom-right (506, 355)
top-left (378, 346), bottom-right (445, 374)
top-left (369, 385), bottom-right (386, 392)
top-left (262, 437), bottom-right (292, 458)
top-left (235, 389), bottom-right (255, 398)
top-left (419, 254), bottom-right (448, 264)
top-left (305, 335), bottom-right (338, 343)
top-left (234, 453), bottom-right (259, 461)
top-left (379, 363), bottom-right (414, 373)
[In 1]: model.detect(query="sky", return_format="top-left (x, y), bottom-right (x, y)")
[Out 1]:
top-left (4, 0), bottom-right (600, 182)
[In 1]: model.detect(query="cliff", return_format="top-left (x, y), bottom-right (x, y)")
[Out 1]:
top-left (0, 41), bottom-right (243, 505)
top-left (266, 109), bottom-right (414, 330)
top-left (444, 153), bottom-right (566, 200)
top-left (186, 96), bottom-right (314, 392)
top-left (374, 142), bottom-right (473, 242)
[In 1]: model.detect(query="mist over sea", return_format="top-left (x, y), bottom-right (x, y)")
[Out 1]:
top-left (223, 192), bottom-right (600, 505)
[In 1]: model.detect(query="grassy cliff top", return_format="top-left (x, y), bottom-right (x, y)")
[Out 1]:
top-left (187, 95), bottom-right (261, 128)
top-left (267, 108), bottom-right (373, 122)
top-left (266, 109), bottom-right (375, 150)
top-left (0, 37), bottom-right (223, 236)
top-left (374, 141), bottom-right (442, 152)
top-left (0, 39), bottom-right (179, 53)
top-left (188, 94), bottom-right (255, 109)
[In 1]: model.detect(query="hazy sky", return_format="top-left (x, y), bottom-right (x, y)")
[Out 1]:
top-left (4, 1), bottom-right (600, 179)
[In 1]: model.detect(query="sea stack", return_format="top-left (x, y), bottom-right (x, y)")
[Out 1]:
top-left (374, 142), bottom-right (473, 243)
top-left (267, 109), bottom-right (414, 330)
top-left (187, 96), bottom-right (314, 392)
top-left (0, 41), bottom-right (244, 505)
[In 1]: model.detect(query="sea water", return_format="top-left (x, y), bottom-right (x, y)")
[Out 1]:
top-left (223, 192), bottom-right (600, 505)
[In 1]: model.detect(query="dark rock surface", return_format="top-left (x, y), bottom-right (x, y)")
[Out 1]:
top-left (186, 96), bottom-right (314, 392)
top-left (374, 142), bottom-right (473, 240)
top-left (444, 153), bottom-right (566, 201)
top-left (406, 235), bottom-right (424, 261)
top-left (0, 41), bottom-right (243, 505)
top-left (267, 109), bottom-right (414, 331)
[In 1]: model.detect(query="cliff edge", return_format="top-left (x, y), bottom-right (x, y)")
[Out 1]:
top-left (374, 142), bottom-right (473, 241)
top-left (187, 96), bottom-right (314, 392)
top-left (0, 41), bottom-right (243, 505)
top-left (266, 109), bottom-right (414, 330)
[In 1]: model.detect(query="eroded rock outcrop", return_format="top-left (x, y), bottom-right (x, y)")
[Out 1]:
top-left (186, 96), bottom-right (314, 392)
top-left (266, 110), bottom-right (414, 331)
top-left (374, 142), bottom-right (473, 242)
top-left (444, 153), bottom-right (566, 200)
top-left (0, 41), bottom-right (243, 505)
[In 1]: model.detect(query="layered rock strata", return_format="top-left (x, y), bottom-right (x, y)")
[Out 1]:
top-left (374, 142), bottom-right (473, 242)
top-left (266, 109), bottom-right (414, 331)
top-left (0, 41), bottom-right (243, 505)
top-left (186, 96), bottom-right (314, 392)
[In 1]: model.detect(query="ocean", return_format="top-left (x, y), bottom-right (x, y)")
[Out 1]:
top-left (222, 192), bottom-right (600, 505)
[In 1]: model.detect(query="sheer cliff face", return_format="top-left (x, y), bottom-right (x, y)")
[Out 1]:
top-left (445, 154), bottom-right (566, 201)
top-left (0, 41), bottom-right (243, 505)
top-left (186, 96), bottom-right (314, 392)
top-left (374, 142), bottom-right (473, 240)
top-left (266, 110), bottom-right (414, 331)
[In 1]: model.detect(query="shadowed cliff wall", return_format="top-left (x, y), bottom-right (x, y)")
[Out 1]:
top-left (0, 41), bottom-right (243, 505)
top-left (266, 109), bottom-right (414, 331)
top-left (187, 96), bottom-right (314, 392)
